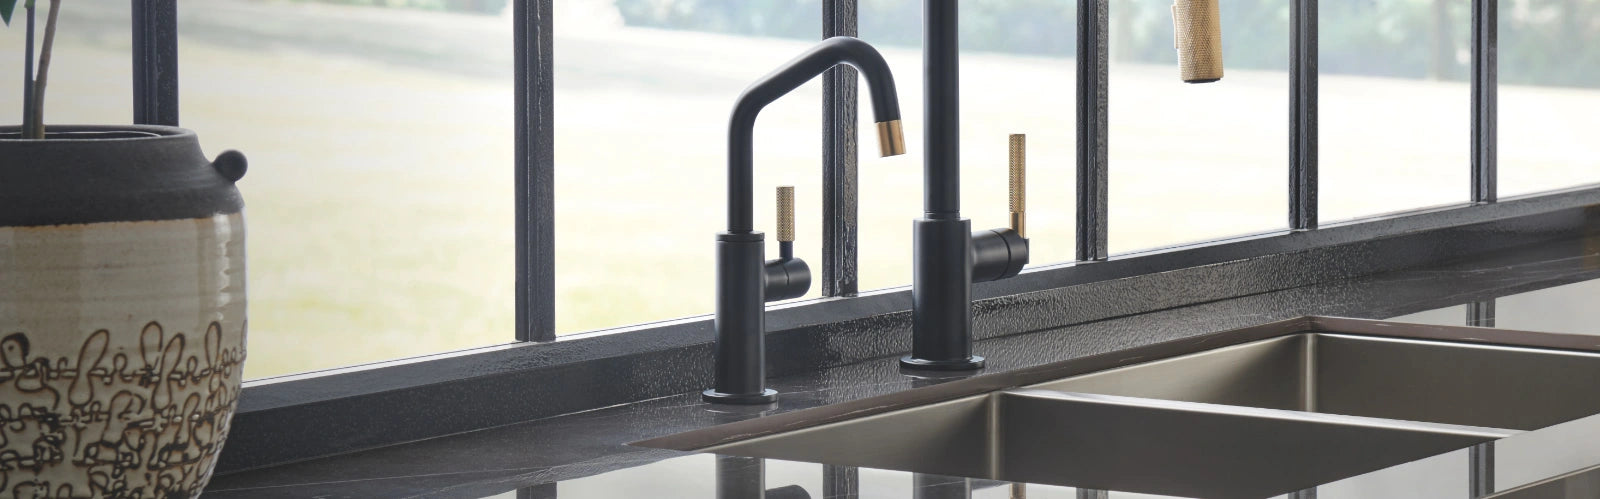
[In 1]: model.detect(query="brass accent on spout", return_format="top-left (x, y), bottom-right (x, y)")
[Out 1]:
top-left (876, 120), bottom-right (906, 157)
top-left (1009, 134), bottom-right (1026, 238)
top-left (776, 186), bottom-right (795, 243)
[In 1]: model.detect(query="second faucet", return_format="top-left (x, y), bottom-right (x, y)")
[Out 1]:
top-left (902, 0), bottom-right (1030, 371)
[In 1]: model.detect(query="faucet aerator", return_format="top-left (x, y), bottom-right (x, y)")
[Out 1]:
top-left (876, 119), bottom-right (906, 157)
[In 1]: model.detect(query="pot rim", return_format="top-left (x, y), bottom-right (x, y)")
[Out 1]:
top-left (0, 124), bottom-right (193, 142)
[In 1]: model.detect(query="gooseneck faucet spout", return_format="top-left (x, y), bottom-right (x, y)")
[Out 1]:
top-left (726, 37), bottom-right (905, 232)
top-left (706, 36), bottom-right (906, 405)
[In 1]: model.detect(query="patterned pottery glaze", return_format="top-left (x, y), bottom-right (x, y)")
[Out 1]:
top-left (0, 126), bottom-right (246, 499)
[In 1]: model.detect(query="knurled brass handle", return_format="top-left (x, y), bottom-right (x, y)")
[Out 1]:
top-left (1009, 134), bottom-right (1026, 238)
top-left (776, 185), bottom-right (795, 243)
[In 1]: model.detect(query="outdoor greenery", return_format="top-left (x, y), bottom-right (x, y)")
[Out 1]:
top-left (613, 0), bottom-right (1600, 87)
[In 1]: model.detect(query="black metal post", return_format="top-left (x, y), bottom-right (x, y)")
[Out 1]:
top-left (824, 465), bottom-right (860, 498)
top-left (516, 482), bottom-right (557, 499)
top-left (132, 0), bottom-right (179, 126)
top-left (717, 455), bottom-right (765, 499)
top-left (1470, 441), bottom-right (1495, 497)
top-left (1468, 299), bottom-right (1496, 327)
top-left (1290, 0), bottom-right (1319, 230)
top-left (823, 0), bottom-right (861, 297)
top-left (1076, 0), bottom-right (1109, 260)
top-left (514, 0), bottom-right (556, 342)
top-left (1471, 0), bottom-right (1498, 204)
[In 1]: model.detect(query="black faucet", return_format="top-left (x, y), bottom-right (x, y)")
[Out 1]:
top-left (705, 36), bottom-right (906, 404)
top-left (902, 0), bottom-right (1029, 371)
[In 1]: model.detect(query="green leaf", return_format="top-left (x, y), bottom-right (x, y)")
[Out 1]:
top-left (0, 0), bottom-right (16, 26)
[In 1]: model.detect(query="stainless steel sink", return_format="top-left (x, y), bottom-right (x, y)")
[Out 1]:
top-left (704, 386), bottom-right (1512, 498)
top-left (646, 323), bottom-right (1600, 498)
top-left (1032, 333), bottom-right (1600, 431)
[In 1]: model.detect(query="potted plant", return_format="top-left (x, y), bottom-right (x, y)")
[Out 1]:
top-left (2, 2), bottom-right (248, 497)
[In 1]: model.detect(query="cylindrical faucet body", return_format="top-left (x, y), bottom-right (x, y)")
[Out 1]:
top-left (706, 232), bottom-right (777, 404)
top-left (906, 217), bottom-right (984, 369)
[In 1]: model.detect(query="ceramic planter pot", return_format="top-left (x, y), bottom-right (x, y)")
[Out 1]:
top-left (0, 125), bottom-right (247, 498)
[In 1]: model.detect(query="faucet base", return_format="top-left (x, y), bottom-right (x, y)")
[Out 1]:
top-left (703, 388), bottom-right (778, 405)
top-left (899, 355), bottom-right (985, 371)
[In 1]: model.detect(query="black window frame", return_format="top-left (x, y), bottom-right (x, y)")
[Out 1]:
top-left (132, 0), bottom-right (1502, 350)
top-left (123, 0), bottom-right (1577, 472)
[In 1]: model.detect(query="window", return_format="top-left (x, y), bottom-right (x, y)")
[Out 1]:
top-left (178, 1), bottom-right (516, 378)
top-left (1108, 0), bottom-right (1288, 253)
top-left (552, 1), bottom-right (822, 333)
top-left (27, 0), bottom-right (1595, 384)
top-left (0, 4), bottom-right (132, 124)
top-left (1499, 0), bottom-right (1600, 196)
top-left (1319, 0), bottom-right (1471, 221)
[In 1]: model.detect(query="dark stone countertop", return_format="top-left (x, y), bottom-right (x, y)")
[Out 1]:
top-left (204, 237), bottom-right (1600, 498)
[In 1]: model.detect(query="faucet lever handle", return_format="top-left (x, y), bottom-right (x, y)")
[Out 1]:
top-left (1009, 134), bottom-right (1026, 239)
top-left (765, 185), bottom-right (809, 301)
top-left (776, 185), bottom-right (795, 243)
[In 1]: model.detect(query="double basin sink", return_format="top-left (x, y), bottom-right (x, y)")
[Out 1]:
top-left (643, 318), bottom-right (1600, 498)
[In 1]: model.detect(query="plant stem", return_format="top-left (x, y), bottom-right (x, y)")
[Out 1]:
top-left (21, 3), bottom-right (34, 138)
top-left (29, 0), bottom-right (59, 139)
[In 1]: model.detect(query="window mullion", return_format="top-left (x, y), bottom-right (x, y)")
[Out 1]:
top-left (515, 0), bottom-right (555, 342)
top-left (1076, 0), bottom-right (1110, 261)
top-left (1290, 0), bottom-right (1319, 230)
top-left (1472, 0), bottom-right (1498, 204)
top-left (822, 0), bottom-right (861, 297)
top-left (132, 0), bottom-right (179, 126)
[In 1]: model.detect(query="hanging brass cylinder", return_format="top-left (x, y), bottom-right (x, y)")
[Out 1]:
top-left (1172, 0), bottom-right (1224, 83)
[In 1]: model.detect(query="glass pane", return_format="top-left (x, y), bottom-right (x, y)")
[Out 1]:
top-left (765, 460), bottom-right (824, 498)
top-left (178, 1), bottom-right (516, 378)
top-left (1481, 279), bottom-right (1600, 335)
top-left (554, 1), bottom-right (822, 333)
top-left (0, 3), bottom-right (133, 125)
top-left (858, 0), bottom-right (1078, 292)
top-left (1385, 304), bottom-right (1469, 326)
top-left (1500, 1), bottom-right (1600, 196)
top-left (1320, 0), bottom-right (1470, 222)
top-left (1106, 0), bottom-right (1288, 254)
